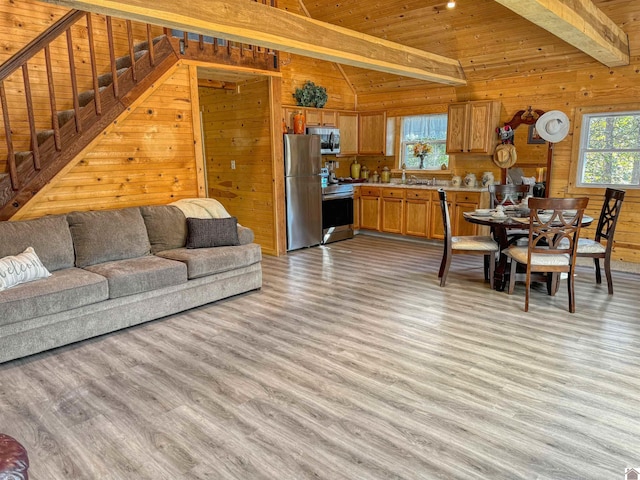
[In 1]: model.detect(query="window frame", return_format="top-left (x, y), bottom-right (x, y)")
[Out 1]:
top-left (398, 113), bottom-right (450, 171)
top-left (569, 103), bottom-right (640, 197)
top-left (576, 109), bottom-right (640, 189)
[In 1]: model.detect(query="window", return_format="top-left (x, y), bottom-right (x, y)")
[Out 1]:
top-left (400, 114), bottom-right (449, 170)
top-left (577, 111), bottom-right (640, 187)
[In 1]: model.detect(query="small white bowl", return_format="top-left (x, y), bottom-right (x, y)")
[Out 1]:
top-left (475, 209), bottom-right (491, 214)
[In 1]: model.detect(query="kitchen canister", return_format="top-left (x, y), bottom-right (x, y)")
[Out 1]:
top-left (350, 159), bottom-right (361, 179)
top-left (381, 166), bottom-right (391, 183)
top-left (481, 171), bottom-right (495, 187)
top-left (464, 173), bottom-right (477, 188)
top-left (451, 175), bottom-right (462, 187)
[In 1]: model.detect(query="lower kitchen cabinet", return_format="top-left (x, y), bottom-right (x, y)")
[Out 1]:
top-left (360, 187), bottom-right (381, 230)
top-left (381, 188), bottom-right (404, 234)
top-left (404, 190), bottom-right (431, 238)
top-left (355, 187), bottom-right (486, 239)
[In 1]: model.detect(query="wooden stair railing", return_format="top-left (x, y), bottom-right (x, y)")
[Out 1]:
top-left (0, 11), bottom-right (179, 220)
top-left (165, 0), bottom-right (279, 70)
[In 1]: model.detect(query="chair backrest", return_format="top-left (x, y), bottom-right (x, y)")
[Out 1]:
top-left (595, 188), bottom-right (625, 245)
top-left (488, 184), bottom-right (530, 208)
top-left (438, 189), bottom-right (452, 250)
top-left (526, 197), bottom-right (589, 258)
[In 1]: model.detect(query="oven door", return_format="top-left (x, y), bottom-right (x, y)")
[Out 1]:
top-left (322, 195), bottom-right (354, 244)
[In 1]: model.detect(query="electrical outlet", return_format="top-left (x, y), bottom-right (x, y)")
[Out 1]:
top-left (335, 161), bottom-right (339, 168)
top-left (231, 160), bottom-right (236, 170)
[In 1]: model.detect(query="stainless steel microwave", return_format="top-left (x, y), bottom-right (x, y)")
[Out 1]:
top-left (306, 127), bottom-right (340, 155)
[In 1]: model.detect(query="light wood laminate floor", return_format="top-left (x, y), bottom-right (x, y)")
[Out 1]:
top-left (2, 234), bottom-right (640, 479)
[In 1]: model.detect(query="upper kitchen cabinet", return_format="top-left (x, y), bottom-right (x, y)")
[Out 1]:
top-left (446, 101), bottom-right (501, 155)
top-left (338, 112), bottom-right (358, 155)
top-left (304, 108), bottom-right (338, 127)
top-left (358, 111), bottom-right (387, 155)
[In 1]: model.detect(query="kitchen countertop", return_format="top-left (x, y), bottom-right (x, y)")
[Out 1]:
top-left (348, 181), bottom-right (487, 193)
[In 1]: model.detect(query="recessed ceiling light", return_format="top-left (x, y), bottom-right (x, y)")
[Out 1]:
top-left (447, 0), bottom-right (456, 8)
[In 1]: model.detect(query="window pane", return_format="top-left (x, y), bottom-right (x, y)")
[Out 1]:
top-left (581, 151), bottom-right (640, 185)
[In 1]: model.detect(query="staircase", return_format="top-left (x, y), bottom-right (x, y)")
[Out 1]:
top-left (0, 11), bottom-right (179, 220)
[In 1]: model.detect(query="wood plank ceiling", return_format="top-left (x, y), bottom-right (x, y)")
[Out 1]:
top-left (298, 0), bottom-right (638, 94)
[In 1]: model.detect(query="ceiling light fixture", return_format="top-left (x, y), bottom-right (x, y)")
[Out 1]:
top-left (446, 0), bottom-right (456, 8)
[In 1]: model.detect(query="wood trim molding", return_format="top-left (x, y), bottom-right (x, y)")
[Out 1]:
top-left (567, 103), bottom-right (640, 198)
top-left (494, 0), bottom-right (629, 68)
top-left (40, 0), bottom-right (467, 85)
top-left (268, 76), bottom-right (286, 256)
top-left (188, 64), bottom-right (207, 198)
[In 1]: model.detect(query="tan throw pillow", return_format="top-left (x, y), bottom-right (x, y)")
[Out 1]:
top-left (0, 247), bottom-right (52, 291)
top-left (186, 217), bottom-right (240, 248)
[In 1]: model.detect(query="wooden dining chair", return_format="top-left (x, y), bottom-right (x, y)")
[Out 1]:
top-left (504, 197), bottom-right (589, 312)
top-left (488, 184), bottom-right (531, 208)
top-left (438, 189), bottom-right (498, 287)
top-left (576, 188), bottom-right (625, 294)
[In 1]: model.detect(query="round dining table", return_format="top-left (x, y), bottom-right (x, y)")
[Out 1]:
top-left (464, 209), bottom-right (593, 291)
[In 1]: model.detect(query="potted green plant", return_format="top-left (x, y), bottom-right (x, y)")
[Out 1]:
top-left (293, 81), bottom-right (328, 108)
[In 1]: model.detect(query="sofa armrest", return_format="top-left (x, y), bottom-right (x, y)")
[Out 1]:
top-left (237, 225), bottom-right (254, 245)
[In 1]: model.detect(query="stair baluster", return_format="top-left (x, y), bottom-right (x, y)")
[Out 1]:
top-left (65, 28), bottom-right (82, 133)
top-left (86, 13), bottom-right (102, 116)
top-left (127, 21), bottom-right (137, 82)
top-left (0, 82), bottom-right (17, 190)
top-left (106, 16), bottom-right (119, 98)
top-left (21, 64), bottom-right (41, 170)
top-left (44, 46), bottom-right (62, 152)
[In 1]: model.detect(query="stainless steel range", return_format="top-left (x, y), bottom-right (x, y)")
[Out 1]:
top-left (321, 183), bottom-right (354, 244)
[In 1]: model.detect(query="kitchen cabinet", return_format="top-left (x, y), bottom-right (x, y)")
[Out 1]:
top-left (338, 112), bottom-right (358, 155)
top-left (446, 101), bottom-right (501, 154)
top-left (358, 111), bottom-right (386, 155)
top-left (430, 191), bottom-right (447, 240)
top-left (305, 108), bottom-right (338, 127)
top-left (453, 192), bottom-right (482, 236)
top-left (359, 186), bottom-right (381, 230)
top-left (381, 188), bottom-right (404, 234)
top-left (282, 107), bottom-right (338, 131)
top-left (404, 189), bottom-right (431, 238)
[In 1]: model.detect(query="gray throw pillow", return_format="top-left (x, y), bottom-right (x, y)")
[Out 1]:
top-left (186, 217), bottom-right (240, 248)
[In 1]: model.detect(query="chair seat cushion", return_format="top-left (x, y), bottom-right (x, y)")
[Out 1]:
top-left (451, 236), bottom-right (498, 252)
top-left (85, 256), bottom-right (187, 299)
top-left (576, 238), bottom-right (607, 254)
top-left (506, 246), bottom-right (569, 266)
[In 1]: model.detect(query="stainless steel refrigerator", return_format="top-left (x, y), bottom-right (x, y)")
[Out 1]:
top-left (284, 134), bottom-right (322, 250)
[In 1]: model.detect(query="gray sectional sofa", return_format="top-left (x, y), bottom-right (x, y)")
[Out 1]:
top-left (0, 204), bottom-right (262, 363)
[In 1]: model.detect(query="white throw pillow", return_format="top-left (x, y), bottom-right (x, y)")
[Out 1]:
top-left (0, 247), bottom-right (52, 292)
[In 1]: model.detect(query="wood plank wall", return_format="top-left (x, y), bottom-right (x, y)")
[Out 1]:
top-left (17, 64), bottom-right (199, 218)
top-left (199, 78), bottom-right (278, 255)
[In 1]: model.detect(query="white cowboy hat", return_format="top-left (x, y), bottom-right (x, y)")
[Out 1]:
top-left (535, 110), bottom-right (570, 143)
top-left (493, 143), bottom-right (517, 168)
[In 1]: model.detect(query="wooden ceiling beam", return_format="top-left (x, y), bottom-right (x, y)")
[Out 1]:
top-left (43, 0), bottom-right (467, 85)
top-left (494, 0), bottom-right (629, 68)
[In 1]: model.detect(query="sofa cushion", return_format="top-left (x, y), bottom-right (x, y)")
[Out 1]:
top-left (67, 208), bottom-right (151, 267)
top-left (84, 256), bottom-right (188, 299)
top-left (186, 217), bottom-right (240, 248)
top-left (140, 205), bottom-right (187, 254)
top-left (0, 268), bottom-right (108, 326)
top-left (156, 243), bottom-right (261, 279)
top-left (0, 247), bottom-right (51, 292)
top-left (0, 215), bottom-right (74, 271)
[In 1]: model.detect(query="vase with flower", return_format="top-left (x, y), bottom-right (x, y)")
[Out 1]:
top-left (413, 141), bottom-right (432, 169)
